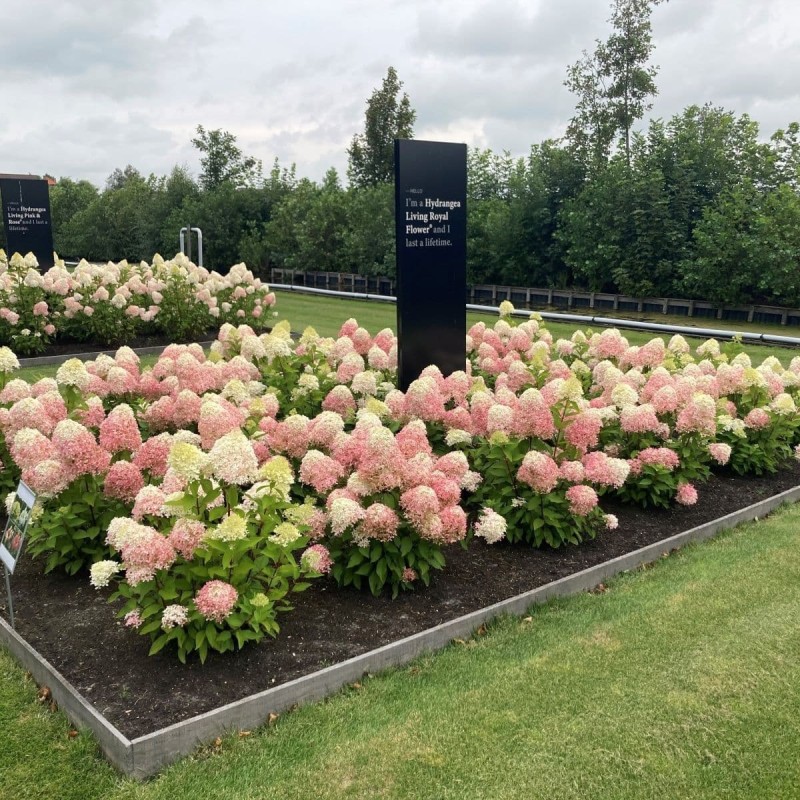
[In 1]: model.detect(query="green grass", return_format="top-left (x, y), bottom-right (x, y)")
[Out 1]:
top-left (11, 291), bottom-right (798, 384)
top-left (551, 305), bottom-right (800, 338)
top-left (272, 291), bottom-right (800, 365)
top-left (15, 354), bottom-right (161, 384)
top-left (3, 504), bottom-right (800, 799)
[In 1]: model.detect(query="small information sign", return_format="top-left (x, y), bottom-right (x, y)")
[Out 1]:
top-left (1, 481), bottom-right (35, 574)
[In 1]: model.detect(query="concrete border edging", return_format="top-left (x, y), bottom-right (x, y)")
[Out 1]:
top-left (3, 483), bottom-right (800, 778)
top-left (0, 614), bottom-right (133, 773)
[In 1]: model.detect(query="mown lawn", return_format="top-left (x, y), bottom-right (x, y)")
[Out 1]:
top-left (271, 290), bottom-right (800, 366)
top-left (12, 291), bottom-right (799, 385)
top-left (3, 502), bottom-right (800, 799)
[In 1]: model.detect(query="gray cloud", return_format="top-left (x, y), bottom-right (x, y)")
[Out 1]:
top-left (413, 0), bottom-right (607, 60)
top-left (1, 0), bottom-right (798, 187)
top-left (0, 1), bottom-right (162, 96)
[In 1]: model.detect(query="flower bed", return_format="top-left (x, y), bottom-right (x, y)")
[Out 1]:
top-left (0, 250), bottom-right (275, 355)
top-left (3, 463), bottom-right (798, 742)
top-left (1, 305), bottom-right (800, 666)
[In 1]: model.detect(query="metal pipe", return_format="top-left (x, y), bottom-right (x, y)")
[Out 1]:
top-left (191, 227), bottom-right (203, 267)
top-left (3, 565), bottom-right (14, 629)
top-left (268, 283), bottom-right (800, 347)
top-left (269, 283), bottom-right (397, 303)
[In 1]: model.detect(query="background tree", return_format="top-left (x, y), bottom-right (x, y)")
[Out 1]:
top-left (105, 164), bottom-right (143, 192)
top-left (341, 183), bottom-right (395, 276)
top-left (48, 178), bottom-right (99, 258)
top-left (347, 66), bottom-right (416, 187)
top-left (566, 0), bottom-right (666, 169)
top-left (192, 125), bottom-right (263, 191)
top-left (238, 159), bottom-right (298, 273)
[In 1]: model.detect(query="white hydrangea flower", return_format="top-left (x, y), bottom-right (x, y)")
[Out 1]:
top-left (90, 560), bottom-right (121, 589)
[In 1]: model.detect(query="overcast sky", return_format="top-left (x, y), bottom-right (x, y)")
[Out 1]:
top-left (2, 0), bottom-right (799, 188)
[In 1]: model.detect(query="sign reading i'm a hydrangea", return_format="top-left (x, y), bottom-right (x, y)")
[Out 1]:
top-left (0, 175), bottom-right (54, 269)
top-left (394, 139), bottom-right (467, 391)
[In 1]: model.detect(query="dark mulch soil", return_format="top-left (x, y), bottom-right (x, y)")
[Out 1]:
top-left (2, 465), bottom-right (799, 740)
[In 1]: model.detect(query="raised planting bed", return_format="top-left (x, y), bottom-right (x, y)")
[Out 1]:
top-left (2, 465), bottom-right (799, 778)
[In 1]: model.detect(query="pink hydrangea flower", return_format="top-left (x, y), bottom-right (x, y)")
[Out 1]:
top-left (434, 451), bottom-right (470, 481)
top-left (512, 389), bottom-right (556, 440)
top-left (132, 486), bottom-right (168, 520)
top-left (744, 408), bottom-right (770, 429)
top-left (124, 610), bottom-right (143, 629)
top-left (405, 377), bottom-right (446, 422)
top-left (517, 451), bottom-right (560, 494)
top-left (635, 447), bottom-right (680, 471)
top-left (30, 378), bottom-right (57, 397)
top-left (103, 461), bottom-right (145, 502)
top-left (395, 420), bottom-right (433, 459)
top-left (22, 458), bottom-right (73, 497)
top-left (132, 432), bottom-right (173, 477)
top-left (566, 484), bottom-right (599, 517)
top-left (209, 430), bottom-right (259, 485)
top-left (619, 404), bottom-right (663, 435)
top-left (559, 460), bottom-right (586, 483)
top-left (307, 411), bottom-right (346, 448)
top-left (357, 503), bottom-right (400, 541)
top-left (708, 443), bottom-right (732, 465)
top-left (338, 318), bottom-right (359, 338)
top-left (0, 380), bottom-right (31, 404)
top-left (121, 529), bottom-right (176, 585)
top-left (486, 403), bottom-right (515, 435)
top-left (676, 394), bottom-right (717, 436)
top-left (589, 329), bottom-right (629, 360)
top-left (401, 567), bottom-right (418, 583)
top-left (564, 410), bottom-right (603, 451)
top-left (194, 580), bottom-right (238, 623)
top-left (167, 519), bottom-right (207, 560)
top-left (322, 384), bottom-right (356, 417)
top-left (6, 397), bottom-right (55, 438)
top-left (300, 450), bottom-right (345, 494)
top-left (37, 391), bottom-right (68, 425)
top-left (161, 605), bottom-right (189, 631)
top-left (676, 482), bottom-right (698, 506)
top-left (428, 471), bottom-right (462, 507)
top-left (173, 390), bottom-right (203, 428)
top-left (268, 414), bottom-right (311, 460)
top-left (581, 451), bottom-right (630, 489)
top-left (399, 485), bottom-right (440, 530)
top-left (142, 396), bottom-right (176, 432)
top-left (198, 400), bottom-right (245, 449)
top-left (328, 496), bottom-right (366, 535)
top-left (99, 404), bottom-right (142, 453)
top-left (10, 428), bottom-right (55, 469)
top-left (51, 419), bottom-right (110, 476)
top-left (301, 544), bottom-right (333, 574)
top-left (336, 352), bottom-right (366, 383)
top-left (77, 397), bottom-right (107, 429)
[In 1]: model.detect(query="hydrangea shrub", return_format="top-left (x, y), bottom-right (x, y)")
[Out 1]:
top-left (96, 440), bottom-right (330, 662)
top-left (3, 303), bottom-right (800, 660)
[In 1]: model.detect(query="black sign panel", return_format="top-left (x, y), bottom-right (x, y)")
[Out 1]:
top-left (0, 178), bottom-right (54, 269)
top-left (394, 139), bottom-right (467, 391)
